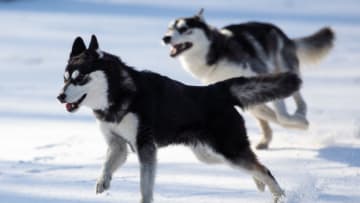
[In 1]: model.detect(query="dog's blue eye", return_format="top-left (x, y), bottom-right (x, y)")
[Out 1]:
top-left (178, 27), bottom-right (188, 33)
top-left (76, 74), bottom-right (89, 85)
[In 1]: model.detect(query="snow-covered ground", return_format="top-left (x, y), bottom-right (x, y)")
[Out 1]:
top-left (0, 0), bottom-right (359, 202)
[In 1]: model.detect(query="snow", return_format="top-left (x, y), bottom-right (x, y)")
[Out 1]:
top-left (0, 0), bottom-right (359, 202)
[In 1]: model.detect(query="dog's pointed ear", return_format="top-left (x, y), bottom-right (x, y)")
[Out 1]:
top-left (195, 8), bottom-right (205, 21)
top-left (88, 34), bottom-right (99, 51)
top-left (70, 37), bottom-right (86, 57)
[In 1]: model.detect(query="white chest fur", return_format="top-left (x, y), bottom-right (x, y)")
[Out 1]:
top-left (99, 113), bottom-right (139, 150)
top-left (180, 54), bottom-right (257, 85)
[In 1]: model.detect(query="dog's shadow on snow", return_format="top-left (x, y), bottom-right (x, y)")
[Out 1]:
top-left (268, 145), bottom-right (360, 167)
top-left (317, 146), bottom-right (360, 167)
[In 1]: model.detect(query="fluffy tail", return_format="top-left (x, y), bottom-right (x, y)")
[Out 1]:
top-left (294, 27), bottom-right (335, 64)
top-left (213, 73), bottom-right (302, 109)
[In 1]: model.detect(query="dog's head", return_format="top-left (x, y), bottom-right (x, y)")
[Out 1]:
top-left (57, 35), bottom-right (124, 113)
top-left (162, 8), bottom-right (212, 57)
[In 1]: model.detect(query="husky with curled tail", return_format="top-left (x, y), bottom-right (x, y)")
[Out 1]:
top-left (57, 35), bottom-right (303, 203)
top-left (162, 9), bottom-right (335, 149)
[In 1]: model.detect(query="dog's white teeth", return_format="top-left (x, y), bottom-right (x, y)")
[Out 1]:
top-left (170, 47), bottom-right (177, 55)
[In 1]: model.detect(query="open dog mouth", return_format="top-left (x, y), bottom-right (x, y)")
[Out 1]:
top-left (65, 94), bottom-right (87, 113)
top-left (170, 42), bottom-right (193, 57)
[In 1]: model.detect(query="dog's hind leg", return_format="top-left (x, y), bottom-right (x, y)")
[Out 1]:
top-left (249, 105), bottom-right (278, 149)
top-left (293, 91), bottom-right (307, 117)
top-left (272, 39), bottom-right (309, 130)
top-left (254, 118), bottom-right (273, 150)
top-left (250, 103), bottom-right (308, 130)
top-left (227, 150), bottom-right (284, 203)
top-left (191, 144), bottom-right (224, 164)
top-left (96, 135), bottom-right (128, 194)
top-left (272, 99), bottom-right (309, 130)
top-left (248, 161), bottom-right (285, 203)
top-left (250, 105), bottom-right (279, 124)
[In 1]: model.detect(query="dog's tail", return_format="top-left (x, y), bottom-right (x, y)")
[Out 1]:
top-left (293, 27), bottom-right (335, 65)
top-left (212, 73), bottom-right (302, 109)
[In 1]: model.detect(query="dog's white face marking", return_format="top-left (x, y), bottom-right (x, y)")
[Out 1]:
top-left (81, 70), bottom-right (109, 110)
top-left (176, 19), bottom-right (187, 29)
top-left (179, 28), bottom-right (209, 50)
top-left (62, 70), bottom-right (109, 110)
top-left (71, 70), bottom-right (79, 80)
top-left (164, 18), bottom-right (210, 58)
top-left (64, 71), bottom-right (70, 80)
top-left (100, 113), bottom-right (139, 151)
top-left (64, 82), bottom-right (87, 103)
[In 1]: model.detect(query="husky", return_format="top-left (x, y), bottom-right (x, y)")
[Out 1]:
top-left (57, 35), bottom-right (302, 203)
top-left (162, 9), bottom-right (335, 149)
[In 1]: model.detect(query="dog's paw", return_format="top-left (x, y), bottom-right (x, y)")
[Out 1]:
top-left (277, 114), bottom-right (309, 130)
top-left (256, 142), bottom-right (269, 150)
top-left (272, 189), bottom-right (286, 203)
top-left (294, 113), bottom-right (309, 129)
top-left (140, 198), bottom-right (153, 203)
top-left (273, 193), bottom-right (286, 203)
top-left (96, 174), bottom-right (112, 194)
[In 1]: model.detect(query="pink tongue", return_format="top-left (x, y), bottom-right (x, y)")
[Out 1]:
top-left (66, 103), bottom-right (72, 111)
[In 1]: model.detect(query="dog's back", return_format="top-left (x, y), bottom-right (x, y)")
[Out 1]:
top-left (220, 22), bottom-right (334, 73)
top-left (223, 22), bottom-right (292, 58)
top-left (130, 71), bottom-right (301, 143)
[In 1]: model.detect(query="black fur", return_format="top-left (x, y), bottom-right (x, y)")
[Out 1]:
top-left (70, 37), bottom-right (86, 57)
top-left (216, 72), bottom-right (302, 109)
top-left (295, 27), bottom-right (334, 51)
top-left (223, 22), bottom-right (292, 57)
top-left (208, 22), bottom-right (298, 74)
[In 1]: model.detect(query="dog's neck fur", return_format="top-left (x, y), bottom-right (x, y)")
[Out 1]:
top-left (93, 54), bottom-right (137, 123)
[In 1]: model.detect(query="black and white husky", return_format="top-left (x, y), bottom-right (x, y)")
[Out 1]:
top-left (57, 35), bottom-right (302, 203)
top-left (162, 9), bottom-right (335, 149)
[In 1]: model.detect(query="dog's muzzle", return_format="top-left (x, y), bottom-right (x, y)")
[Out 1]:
top-left (57, 92), bottom-right (87, 113)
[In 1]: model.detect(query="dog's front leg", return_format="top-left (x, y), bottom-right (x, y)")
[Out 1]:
top-left (96, 135), bottom-right (128, 194)
top-left (138, 142), bottom-right (157, 203)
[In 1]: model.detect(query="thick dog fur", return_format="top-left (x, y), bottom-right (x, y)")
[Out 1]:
top-left (162, 9), bottom-right (335, 149)
top-left (57, 36), bottom-right (302, 203)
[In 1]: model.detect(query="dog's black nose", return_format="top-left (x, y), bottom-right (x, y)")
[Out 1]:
top-left (57, 93), bottom-right (66, 103)
top-left (162, 36), bottom-right (171, 44)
